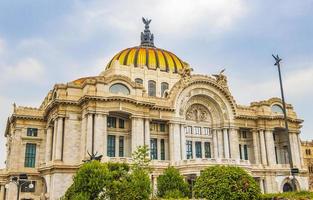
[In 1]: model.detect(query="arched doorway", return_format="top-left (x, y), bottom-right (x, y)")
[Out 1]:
top-left (283, 182), bottom-right (293, 192)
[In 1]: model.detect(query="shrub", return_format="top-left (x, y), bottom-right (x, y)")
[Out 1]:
top-left (193, 165), bottom-right (261, 200)
top-left (157, 166), bottom-right (189, 198)
top-left (260, 191), bottom-right (313, 200)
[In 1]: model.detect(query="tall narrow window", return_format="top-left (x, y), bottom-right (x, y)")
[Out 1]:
top-left (195, 127), bottom-right (201, 135)
top-left (275, 146), bottom-right (278, 164)
top-left (239, 144), bottom-right (242, 160)
top-left (203, 127), bottom-right (210, 135)
top-left (119, 118), bottom-right (125, 129)
top-left (107, 117), bottom-right (116, 128)
top-left (107, 135), bottom-right (116, 157)
top-left (160, 123), bottom-right (166, 132)
top-left (119, 136), bottom-right (124, 157)
top-left (186, 126), bottom-right (192, 134)
top-left (148, 80), bottom-right (156, 97)
top-left (195, 142), bottom-right (202, 158)
top-left (186, 141), bottom-right (193, 159)
top-left (204, 142), bottom-right (211, 158)
top-left (161, 82), bottom-right (169, 97)
top-left (150, 138), bottom-right (158, 160)
top-left (24, 143), bottom-right (36, 168)
top-left (27, 128), bottom-right (38, 137)
top-left (160, 139), bottom-right (165, 160)
top-left (244, 144), bottom-right (248, 160)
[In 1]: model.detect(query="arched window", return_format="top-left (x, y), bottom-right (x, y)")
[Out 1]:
top-left (148, 80), bottom-right (156, 97)
top-left (109, 83), bottom-right (130, 95)
top-left (135, 78), bottom-right (143, 85)
top-left (271, 104), bottom-right (284, 114)
top-left (283, 182), bottom-right (293, 192)
top-left (161, 82), bottom-right (169, 97)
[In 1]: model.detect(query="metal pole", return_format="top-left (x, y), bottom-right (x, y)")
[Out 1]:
top-left (16, 183), bottom-right (20, 200)
top-left (272, 54), bottom-right (295, 191)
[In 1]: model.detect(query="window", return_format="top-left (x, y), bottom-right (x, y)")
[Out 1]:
top-left (194, 127), bottom-right (201, 135)
top-left (24, 143), bottom-right (36, 168)
top-left (239, 144), bottom-right (242, 160)
top-left (186, 141), bottom-right (193, 159)
top-left (135, 78), bottom-right (143, 84)
top-left (148, 80), bottom-right (156, 97)
top-left (107, 135), bottom-right (116, 157)
top-left (119, 136), bottom-right (124, 157)
top-left (244, 144), bottom-right (248, 160)
top-left (241, 130), bottom-right (247, 138)
top-left (273, 132), bottom-right (276, 141)
top-left (110, 83), bottom-right (130, 95)
top-left (150, 138), bottom-right (158, 160)
top-left (27, 128), bottom-right (38, 137)
top-left (161, 82), bottom-right (169, 97)
top-left (306, 149), bottom-right (311, 155)
top-left (107, 117), bottom-right (116, 128)
top-left (203, 127), bottom-right (210, 135)
top-left (271, 104), bottom-right (284, 114)
top-left (160, 123), bottom-right (166, 132)
top-left (275, 146), bottom-right (278, 164)
top-left (21, 181), bottom-right (36, 193)
top-left (119, 118), bottom-right (125, 129)
top-left (195, 142), bottom-right (202, 158)
top-left (150, 122), bottom-right (158, 131)
top-left (160, 139), bottom-right (165, 160)
top-left (185, 126), bottom-right (192, 134)
top-left (204, 142), bottom-right (211, 158)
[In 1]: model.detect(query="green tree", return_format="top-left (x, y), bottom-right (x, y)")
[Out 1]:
top-left (131, 145), bottom-right (151, 172)
top-left (157, 166), bottom-right (189, 198)
top-left (62, 161), bottom-right (109, 200)
top-left (193, 165), bottom-right (261, 200)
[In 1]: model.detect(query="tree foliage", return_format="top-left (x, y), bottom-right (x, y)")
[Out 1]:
top-left (62, 146), bottom-right (151, 200)
top-left (157, 166), bottom-right (189, 198)
top-left (193, 165), bottom-right (261, 200)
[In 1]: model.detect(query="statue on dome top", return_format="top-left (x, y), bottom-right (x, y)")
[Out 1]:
top-left (140, 17), bottom-right (155, 47)
top-left (213, 69), bottom-right (228, 87)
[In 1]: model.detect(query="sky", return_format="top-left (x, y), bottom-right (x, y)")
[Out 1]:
top-left (0, 0), bottom-right (312, 167)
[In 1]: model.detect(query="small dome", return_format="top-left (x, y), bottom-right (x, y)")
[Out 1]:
top-left (106, 46), bottom-right (187, 73)
top-left (105, 17), bottom-right (189, 74)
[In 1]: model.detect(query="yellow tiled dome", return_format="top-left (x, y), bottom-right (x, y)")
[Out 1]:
top-left (106, 46), bottom-right (187, 73)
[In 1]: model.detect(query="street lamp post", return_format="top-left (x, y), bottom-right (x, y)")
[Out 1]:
top-left (5, 174), bottom-right (34, 200)
top-left (272, 54), bottom-right (298, 191)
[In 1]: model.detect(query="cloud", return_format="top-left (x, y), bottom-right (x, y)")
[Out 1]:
top-left (1, 57), bottom-right (45, 84)
top-left (0, 37), bottom-right (5, 55)
top-left (64, 0), bottom-right (248, 40)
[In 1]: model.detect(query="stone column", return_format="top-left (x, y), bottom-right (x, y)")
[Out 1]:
top-left (201, 141), bottom-right (205, 158)
top-left (259, 130), bottom-right (268, 165)
top-left (80, 114), bottom-right (87, 160)
top-left (144, 119), bottom-right (150, 149)
top-left (180, 124), bottom-right (186, 160)
top-left (217, 129), bottom-right (224, 158)
top-left (52, 120), bottom-right (58, 160)
top-left (223, 129), bottom-right (230, 158)
top-left (212, 129), bottom-right (218, 158)
top-left (252, 130), bottom-right (260, 165)
top-left (85, 114), bottom-right (93, 156)
top-left (265, 130), bottom-right (275, 166)
top-left (229, 128), bottom-right (240, 160)
top-left (45, 126), bottom-right (53, 163)
top-left (94, 113), bottom-right (106, 156)
top-left (169, 123), bottom-right (181, 161)
top-left (290, 132), bottom-right (301, 168)
top-left (131, 117), bottom-right (144, 153)
top-left (55, 117), bottom-right (64, 160)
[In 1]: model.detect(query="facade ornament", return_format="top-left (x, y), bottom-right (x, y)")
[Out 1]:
top-left (83, 151), bottom-right (103, 162)
top-left (141, 17), bottom-right (154, 47)
top-left (213, 68), bottom-right (228, 87)
top-left (186, 104), bottom-right (209, 122)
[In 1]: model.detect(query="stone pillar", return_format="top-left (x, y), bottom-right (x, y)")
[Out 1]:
top-left (131, 117), bottom-right (144, 153)
top-left (223, 128), bottom-right (230, 158)
top-left (144, 119), bottom-right (150, 149)
top-left (55, 117), bottom-right (64, 160)
top-left (94, 114), bottom-right (106, 156)
top-left (213, 129), bottom-right (218, 158)
top-left (217, 129), bottom-right (224, 158)
top-left (201, 141), bottom-right (205, 158)
top-left (169, 123), bottom-right (181, 161)
top-left (80, 114), bottom-right (87, 160)
top-left (52, 120), bottom-right (58, 160)
top-left (103, 115), bottom-right (108, 157)
top-left (265, 130), bottom-right (275, 166)
top-left (45, 126), bottom-right (53, 163)
top-left (259, 130), bottom-right (268, 166)
top-left (252, 130), bottom-right (260, 165)
top-left (290, 132), bottom-right (301, 168)
top-left (86, 114), bottom-right (93, 156)
top-left (180, 124), bottom-right (186, 160)
top-left (229, 128), bottom-right (240, 160)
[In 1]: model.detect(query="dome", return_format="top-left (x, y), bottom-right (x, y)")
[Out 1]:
top-left (105, 18), bottom-right (188, 74)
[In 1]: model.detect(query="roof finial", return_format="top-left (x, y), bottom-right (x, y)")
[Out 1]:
top-left (140, 17), bottom-right (154, 47)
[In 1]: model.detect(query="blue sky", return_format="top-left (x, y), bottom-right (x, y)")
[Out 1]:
top-left (0, 0), bottom-right (312, 166)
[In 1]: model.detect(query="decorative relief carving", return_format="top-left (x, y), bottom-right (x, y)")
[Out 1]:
top-left (186, 104), bottom-right (210, 122)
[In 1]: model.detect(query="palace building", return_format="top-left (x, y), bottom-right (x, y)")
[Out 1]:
top-left (301, 140), bottom-right (313, 191)
top-left (0, 19), bottom-right (309, 199)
